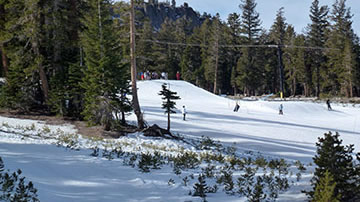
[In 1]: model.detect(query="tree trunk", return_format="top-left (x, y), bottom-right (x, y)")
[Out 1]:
top-left (32, 40), bottom-right (49, 102)
top-left (293, 77), bottom-right (296, 96)
top-left (121, 110), bottom-right (125, 125)
top-left (316, 65), bottom-right (320, 97)
top-left (213, 34), bottom-right (219, 95)
top-left (130, 0), bottom-right (144, 129)
top-left (167, 111), bottom-right (170, 131)
top-left (0, 45), bottom-right (8, 77)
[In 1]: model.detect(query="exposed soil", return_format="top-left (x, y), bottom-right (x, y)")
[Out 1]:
top-left (0, 109), bottom-right (133, 139)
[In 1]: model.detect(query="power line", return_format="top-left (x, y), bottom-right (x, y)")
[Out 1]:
top-left (139, 39), bottom-right (340, 51)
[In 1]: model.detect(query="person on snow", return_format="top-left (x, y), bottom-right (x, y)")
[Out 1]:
top-left (326, 99), bottom-right (332, 110)
top-left (233, 101), bottom-right (240, 112)
top-left (176, 71), bottom-right (181, 80)
top-left (182, 105), bottom-right (187, 121)
top-left (279, 104), bottom-right (283, 115)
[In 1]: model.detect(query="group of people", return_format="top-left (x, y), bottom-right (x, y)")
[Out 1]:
top-left (140, 71), bottom-right (168, 80)
top-left (139, 71), bottom-right (182, 80)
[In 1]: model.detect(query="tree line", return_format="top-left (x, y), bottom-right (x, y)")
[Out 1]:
top-left (0, 0), bottom-right (359, 127)
top-left (135, 0), bottom-right (360, 98)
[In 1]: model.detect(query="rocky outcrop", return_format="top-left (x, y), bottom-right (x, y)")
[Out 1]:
top-left (137, 1), bottom-right (203, 30)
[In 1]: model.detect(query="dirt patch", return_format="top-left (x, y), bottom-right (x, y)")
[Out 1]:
top-left (0, 109), bottom-right (132, 139)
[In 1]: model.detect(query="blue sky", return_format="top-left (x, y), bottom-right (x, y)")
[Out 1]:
top-left (121, 0), bottom-right (359, 35)
top-left (173, 0), bottom-right (359, 35)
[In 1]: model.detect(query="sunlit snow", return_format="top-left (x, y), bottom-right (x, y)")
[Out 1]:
top-left (1, 80), bottom-right (360, 201)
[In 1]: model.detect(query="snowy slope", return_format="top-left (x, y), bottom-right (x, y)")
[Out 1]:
top-left (1, 79), bottom-right (360, 201)
top-left (134, 80), bottom-right (360, 162)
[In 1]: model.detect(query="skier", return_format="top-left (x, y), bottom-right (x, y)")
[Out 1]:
top-left (279, 104), bottom-right (283, 115)
top-left (176, 71), bottom-right (181, 80)
top-left (233, 102), bottom-right (240, 112)
top-left (161, 72), bottom-right (166, 79)
top-left (326, 99), bottom-right (332, 110)
top-left (182, 105), bottom-right (187, 121)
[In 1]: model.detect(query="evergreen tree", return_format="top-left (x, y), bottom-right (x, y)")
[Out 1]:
top-left (192, 174), bottom-right (208, 200)
top-left (226, 13), bottom-right (242, 95)
top-left (152, 18), bottom-right (177, 78)
top-left (80, 0), bottom-right (130, 129)
top-left (158, 83), bottom-right (180, 131)
top-left (313, 170), bottom-right (340, 202)
top-left (283, 27), bottom-right (307, 96)
top-left (325, 0), bottom-right (356, 97)
top-left (270, 7), bottom-right (287, 96)
top-left (203, 14), bottom-right (222, 94)
top-left (137, 20), bottom-right (155, 73)
top-left (0, 0), bottom-right (49, 110)
top-left (308, 132), bottom-right (359, 201)
top-left (307, 0), bottom-right (329, 97)
top-left (0, 0), bottom-right (9, 77)
top-left (197, 18), bottom-right (212, 89)
top-left (180, 27), bottom-right (202, 84)
top-left (0, 157), bottom-right (39, 202)
top-left (236, 0), bottom-right (262, 96)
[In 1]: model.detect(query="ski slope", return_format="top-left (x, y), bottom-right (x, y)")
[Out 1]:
top-left (1, 79), bottom-right (360, 201)
top-left (136, 80), bottom-right (360, 163)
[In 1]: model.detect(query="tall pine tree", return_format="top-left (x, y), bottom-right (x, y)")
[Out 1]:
top-left (80, 0), bottom-right (131, 129)
top-left (307, 0), bottom-right (329, 97)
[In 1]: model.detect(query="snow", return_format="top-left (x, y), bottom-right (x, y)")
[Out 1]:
top-left (1, 79), bottom-right (360, 201)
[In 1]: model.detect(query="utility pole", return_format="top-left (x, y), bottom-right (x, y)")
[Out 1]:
top-left (277, 44), bottom-right (284, 99)
top-left (130, 0), bottom-right (145, 129)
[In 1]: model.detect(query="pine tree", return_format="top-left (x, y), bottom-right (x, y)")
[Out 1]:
top-left (180, 28), bottom-right (202, 84)
top-left (0, 1), bottom-right (9, 77)
top-left (283, 27), bottom-right (307, 96)
top-left (226, 13), bottom-right (242, 95)
top-left (192, 174), bottom-right (208, 200)
top-left (80, 0), bottom-right (130, 129)
top-left (307, 0), bottom-right (329, 97)
top-left (309, 132), bottom-right (359, 201)
top-left (137, 20), bottom-right (155, 73)
top-left (236, 0), bottom-right (262, 96)
top-left (152, 18), bottom-right (177, 78)
top-left (325, 0), bottom-right (355, 97)
top-left (198, 18), bottom-right (211, 89)
top-left (203, 13), bottom-right (222, 94)
top-left (158, 83), bottom-right (180, 131)
top-left (313, 170), bottom-right (340, 202)
top-left (270, 7), bottom-right (287, 97)
top-left (0, 0), bottom-right (48, 110)
top-left (0, 157), bottom-right (39, 202)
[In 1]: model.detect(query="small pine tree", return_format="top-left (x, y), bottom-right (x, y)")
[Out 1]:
top-left (313, 170), bottom-right (340, 202)
top-left (193, 174), bottom-right (208, 200)
top-left (0, 157), bottom-right (39, 201)
top-left (158, 83), bottom-right (180, 131)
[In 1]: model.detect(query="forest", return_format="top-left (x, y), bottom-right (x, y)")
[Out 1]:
top-left (0, 0), bottom-right (359, 126)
